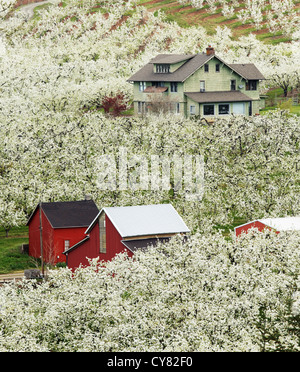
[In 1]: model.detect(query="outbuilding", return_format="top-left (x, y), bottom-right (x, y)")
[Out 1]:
top-left (26, 199), bottom-right (99, 265)
top-left (235, 216), bottom-right (300, 236)
top-left (63, 204), bottom-right (190, 270)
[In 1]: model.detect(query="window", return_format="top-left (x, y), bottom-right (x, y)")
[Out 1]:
top-left (218, 103), bottom-right (230, 115)
top-left (156, 64), bottom-right (170, 73)
top-left (246, 80), bottom-right (257, 90)
top-left (139, 81), bottom-right (146, 92)
top-left (152, 82), bottom-right (165, 87)
top-left (138, 101), bottom-right (146, 114)
top-left (175, 102), bottom-right (180, 114)
top-left (203, 104), bottom-right (214, 116)
top-left (200, 80), bottom-right (205, 92)
top-left (204, 63), bottom-right (209, 72)
top-left (99, 213), bottom-right (106, 254)
top-left (171, 82), bottom-right (178, 92)
top-left (231, 80), bottom-right (236, 91)
top-left (216, 64), bottom-right (220, 72)
top-left (64, 240), bottom-right (70, 251)
top-left (190, 105), bottom-right (196, 115)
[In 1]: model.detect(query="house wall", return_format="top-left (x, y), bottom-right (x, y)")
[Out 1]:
top-left (132, 56), bottom-right (261, 117)
top-left (184, 58), bottom-right (243, 93)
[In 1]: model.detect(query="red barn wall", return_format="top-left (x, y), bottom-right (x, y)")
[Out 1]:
top-left (28, 208), bottom-right (41, 259)
top-left (66, 214), bottom-right (132, 271)
top-left (53, 227), bottom-right (87, 264)
top-left (235, 220), bottom-right (270, 236)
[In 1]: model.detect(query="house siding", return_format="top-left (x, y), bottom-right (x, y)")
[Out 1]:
top-left (131, 54), bottom-right (263, 117)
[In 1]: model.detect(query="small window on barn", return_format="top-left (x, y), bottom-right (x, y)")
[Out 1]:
top-left (64, 240), bottom-right (70, 251)
top-left (99, 213), bottom-right (106, 254)
top-left (204, 64), bottom-right (209, 72)
top-left (216, 64), bottom-right (220, 72)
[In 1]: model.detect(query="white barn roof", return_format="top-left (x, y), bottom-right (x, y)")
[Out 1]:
top-left (258, 217), bottom-right (300, 231)
top-left (93, 204), bottom-right (190, 238)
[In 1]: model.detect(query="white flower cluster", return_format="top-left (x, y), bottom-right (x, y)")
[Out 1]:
top-left (1, 230), bottom-right (300, 352)
top-left (178, 0), bottom-right (299, 34)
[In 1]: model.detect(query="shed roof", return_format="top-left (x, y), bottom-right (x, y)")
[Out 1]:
top-left (185, 91), bottom-right (253, 103)
top-left (27, 200), bottom-right (99, 229)
top-left (87, 204), bottom-right (190, 238)
top-left (128, 53), bottom-right (265, 83)
top-left (258, 217), bottom-right (300, 231)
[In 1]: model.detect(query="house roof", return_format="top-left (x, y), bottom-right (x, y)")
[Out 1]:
top-left (128, 53), bottom-right (265, 83)
top-left (229, 64), bottom-right (265, 80)
top-left (27, 200), bottom-right (99, 229)
top-left (86, 204), bottom-right (190, 238)
top-left (185, 91), bottom-right (253, 103)
top-left (128, 53), bottom-right (212, 83)
top-left (258, 217), bottom-right (300, 231)
top-left (150, 54), bottom-right (196, 64)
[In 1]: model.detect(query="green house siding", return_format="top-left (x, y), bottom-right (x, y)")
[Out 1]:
top-left (130, 51), bottom-right (264, 118)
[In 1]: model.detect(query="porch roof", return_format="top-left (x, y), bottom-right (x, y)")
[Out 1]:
top-left (185, 91), bottom-right (253, 104)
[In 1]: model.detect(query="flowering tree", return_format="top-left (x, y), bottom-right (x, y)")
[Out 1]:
top-left (1, 230), bottom-right (300, 351)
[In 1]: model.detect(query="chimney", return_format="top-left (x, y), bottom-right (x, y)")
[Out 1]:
top-left (206, 45), bottom-right (215, 56)
top-left (85, 194), bottom-right (92, 201)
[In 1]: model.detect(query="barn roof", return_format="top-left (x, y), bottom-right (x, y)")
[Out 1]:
top-left (27, 200), bottom-right (99, 229)
top-left (258, 217), bottom-right (300, 231)
top-left (86, 204), bottom-right (190, 238)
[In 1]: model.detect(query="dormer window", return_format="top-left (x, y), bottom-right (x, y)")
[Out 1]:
top-left (156, 64), bottom-right (170, 73)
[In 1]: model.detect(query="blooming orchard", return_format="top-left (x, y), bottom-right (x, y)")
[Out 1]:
top-left (1, 230), bottom-right (300, 352)
top-left (178, 0), bottom-right (300, 35)
top-left (0, 0), bottom-right (299, 351)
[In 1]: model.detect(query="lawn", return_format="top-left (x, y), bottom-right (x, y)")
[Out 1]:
top-left (0, 226), bottom-right (38, 275)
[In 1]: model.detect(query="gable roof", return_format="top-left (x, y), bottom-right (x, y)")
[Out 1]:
top-left (27, 200), bottom-right (99, 229)
top-left (258, 217), bottom-right (300, 231)
top-left (128, 53), bottom-right (265, 83)
top-left (87, 204), bottom-right (190, 238)
top-left (185, 91), bottom-right (253, 103)
top-left (128, 53), bottom-right (212, 83)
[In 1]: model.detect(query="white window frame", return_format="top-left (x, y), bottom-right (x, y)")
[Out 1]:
top-left (203, 104), bottom-right (215, 116)
top-left (64, 240), bottom-right (70, 251)
top-left (218, 103), bottom-right (230, 115)
top-left (190, 105), bottom-right (196, 115)
top-left (200, 80), bottom-right (205, 92)
top-left (139, 81), bottom-right (146, 92)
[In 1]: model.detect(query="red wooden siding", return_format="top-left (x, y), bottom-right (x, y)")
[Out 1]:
top-left (28, 207), bottom-right (88, 265)
top-left (66, 214), bottom-right (132, 271)
top-left (235, 220), bottom-right (272, 236)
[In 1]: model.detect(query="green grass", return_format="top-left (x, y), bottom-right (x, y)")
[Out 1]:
top-left (0, 226), bottom-right (38, 275)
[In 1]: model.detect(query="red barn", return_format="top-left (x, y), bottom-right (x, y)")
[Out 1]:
top-left (235, 217), bottom-right (300, 236)
top-left (26, 200), bottom-right (99, 265)
top-left (63, 204), bottom-right (190, 271)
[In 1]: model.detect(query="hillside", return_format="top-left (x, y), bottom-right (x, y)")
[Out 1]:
top-left (138, 0), bottom-right (300, 44)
